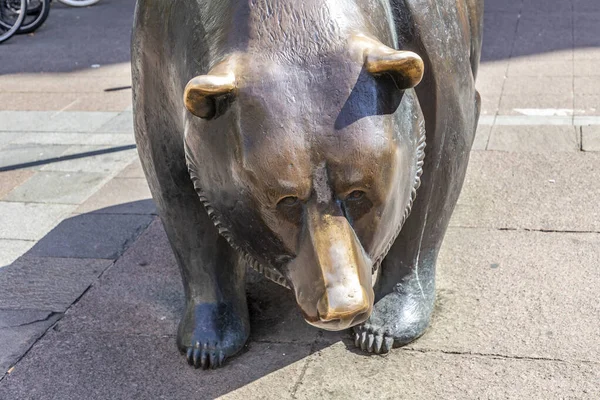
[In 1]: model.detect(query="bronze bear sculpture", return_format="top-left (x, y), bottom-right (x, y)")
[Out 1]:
top-left (132, 0), bottom-right (483, 369)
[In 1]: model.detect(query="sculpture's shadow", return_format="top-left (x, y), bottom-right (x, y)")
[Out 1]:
top-left (0, 200), bottom-right (350, 398)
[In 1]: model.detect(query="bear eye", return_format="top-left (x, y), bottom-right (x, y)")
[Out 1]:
top-left (277, 196), bottom-right (299, 207)
top-left (346, 190), bottom-right (365, 200)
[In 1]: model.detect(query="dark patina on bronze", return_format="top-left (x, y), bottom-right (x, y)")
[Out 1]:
top-left (132, 0), bottom-right (483, 369)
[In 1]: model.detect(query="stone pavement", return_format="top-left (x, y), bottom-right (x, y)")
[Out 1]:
top-left (0, 0), bottom-right (599, 399)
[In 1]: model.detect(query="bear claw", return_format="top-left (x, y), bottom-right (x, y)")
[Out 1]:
top-left (353, 326), bottom-right (394, 354)
top-left (185, 344), bottom-right (226, 369)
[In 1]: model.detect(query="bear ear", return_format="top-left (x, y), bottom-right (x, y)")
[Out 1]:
top-left (352, 34), bottom-right (424, 89)
top-left (184, 66), bottom-right (236, 119)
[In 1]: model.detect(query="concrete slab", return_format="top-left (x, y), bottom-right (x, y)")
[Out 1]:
top-left (521, 0), bottom-right (574, 13)
top-left (0, 331), bottom-right (311, 400)
top-left (0, 132), bottom-right (18, 146)
top-left (0, 93), bottom-right (81, 112)
top-left (0, 257), bottom-right (113, 311)
top-left (413, 228), bottom-right (600, 363)
top-left (574, 0), bottom-right (600, 12)
top-left (512, 13), bottom-right (573, 58)
top-left (575, 95), bottom-right (600, 116)
top-left (116, 158), bottom-right (145, 178)
top-left (574, 12), bottom-right (600, 48)
top-left (27, 213), bottom-right (154, 259)
top-left (0, 202), bottom-right (74, 241)
top-left (582, 125), bottom-right (600, 151)
top-left (472, 125), bottom-right (491, 150)
top-left (480, 12), bottom-right (518, 61)
top-left (451, 152), bottom-right (600, 231)
top-left (498, 94), bottom-right (574, 116)
top-left (63, 219), bottom-right (319, 344)
top-left (11, 132), bottom-right (136, 147)
top-left (0, 310), bottom-right (62, 375)
top-left (0, 240), bottom-right (34, 269)
top-left (0, 111), bottom-right (118, 132)
top-left (0, 144), bottom-right (70, 171)
top-left (507, 57), bottom-right (574, 77)
top-left (60, 92), bottom-right (132, 113)
top-left (294, 342), bottom-right (600, 400)
top-left (40, 145), bottom-right (138, 173)
top-left (4, 171), bottom-right (107, 204)
top-left (487, 125), bottom-right (579, 152)
top-left (56, 268), bottom-right (183, 337)
top-left (575, 60), bottom-right (600, 76)
top-left (495, 115), bottom-right (575, 125)
top-left (575, 77), bottom-right (600, 96)
top-left (75, 178), bottom-right (156, 215)
top-left (95, 111), bottom-right (134, 133)
top-left (0, 76), bottom-right (130, 93)
top-left (502, 76), bottom-right (573, 96)
top-left (0, 170), bottom-right (34, 199)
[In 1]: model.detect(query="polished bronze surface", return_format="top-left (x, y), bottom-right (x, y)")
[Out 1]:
top-left (132, 0), bottom-right (483, 368)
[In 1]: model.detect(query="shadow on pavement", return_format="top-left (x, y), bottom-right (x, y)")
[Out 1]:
top-left (0, 200), bottom-right (344, 398)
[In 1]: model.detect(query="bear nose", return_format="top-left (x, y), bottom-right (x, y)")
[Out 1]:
top-left (316, 285), bottom-right (371, 327)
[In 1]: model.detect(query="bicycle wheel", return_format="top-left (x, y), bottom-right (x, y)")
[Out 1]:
top-left (57, 0), bottom-right (99, 7)
top-left (0, 0), bottom-right (26, 43)
top-left (17, 0), bottom-right (50, 34)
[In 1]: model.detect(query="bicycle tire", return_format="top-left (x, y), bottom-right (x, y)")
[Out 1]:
top-left (17, 0), bottom-right (49, 34)
top-left (57, 0), bottom-right (99, 7)
top-left (0, 0), bottom-right (27, 43)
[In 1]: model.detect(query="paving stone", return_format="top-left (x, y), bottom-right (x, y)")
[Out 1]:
top-left (0, 132), bottom-right (18, 146)
top-left (0, 202), bottom-right (74, 241)
top-left (487, 125), bottom-right (579, 152)
top-left (0, 76), bottom-right (130, 93)
top-left (11, 132), bottom-right (135, 146)
top-left (582, 125), bottom-right (600, 151)
top-left (0, 331), bottom-right (310, 400)
top-left (75, 178), bottom-right (156, 215)
top-left (0, 311), bottom-right (62, 374)
top-left (575, 77), bottom-right (600, 96)
top-left (451, 151), bottom-right (600, 231)
top-left (0, 239), bottom-right (34, 269)
top-left (116, 158), bottom-right (145, 178)
top-left (495, 115), bottom-right (574, 125)
top-left (60, 92), bottom-right (132, 113)
top-left (0, 144), bottom-right (70, 171)
top-left (62, 219), bottom-right (319, 344)
top-left (574, 0), bottom-right (600, 12)
top-left (575, 60), bottom-right (600, 76)
top-left (4, 171), bottom-right (108, 204)
top-left (0, 111), bottom-right (118, 132)
top-left (498, 94), bottom-right (574, 116)
top-left (574, 12), bottom-right (600, 48)
top-left (0, 169), bottom-right (34, 199)
top-left (575, 95), bottom-right (600, 116)
top-left (56, 267), bottom-right (183, 337)
top-left (512, 12), bottom-right (573, 58)
top-left (502, 76), bottom-right (573, 96)
top-left (478, 91), bottom-right (500, 116)
top-left (0, 257), bottom-right (112, 311)
top-left (294, 342), bottom-right (600, 400)
top-left (27, 213), bottom-right (154, 259)
top-left (95, 111), bottom-right (134, 133)
top-left (507, 58), bottom-right (574, 77)
top-left (481, 12), bottom-right (518, 61)
top-left (40, 145), bottom-right (138, 173)
top-left (412, 228), bottom-right (600, 363)
top-left (521, 0), bottom-right (573, 13)
top-left (484, 0), bottom-right (521, 12)
top-left (0, 93), bottom-right (81, 112)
